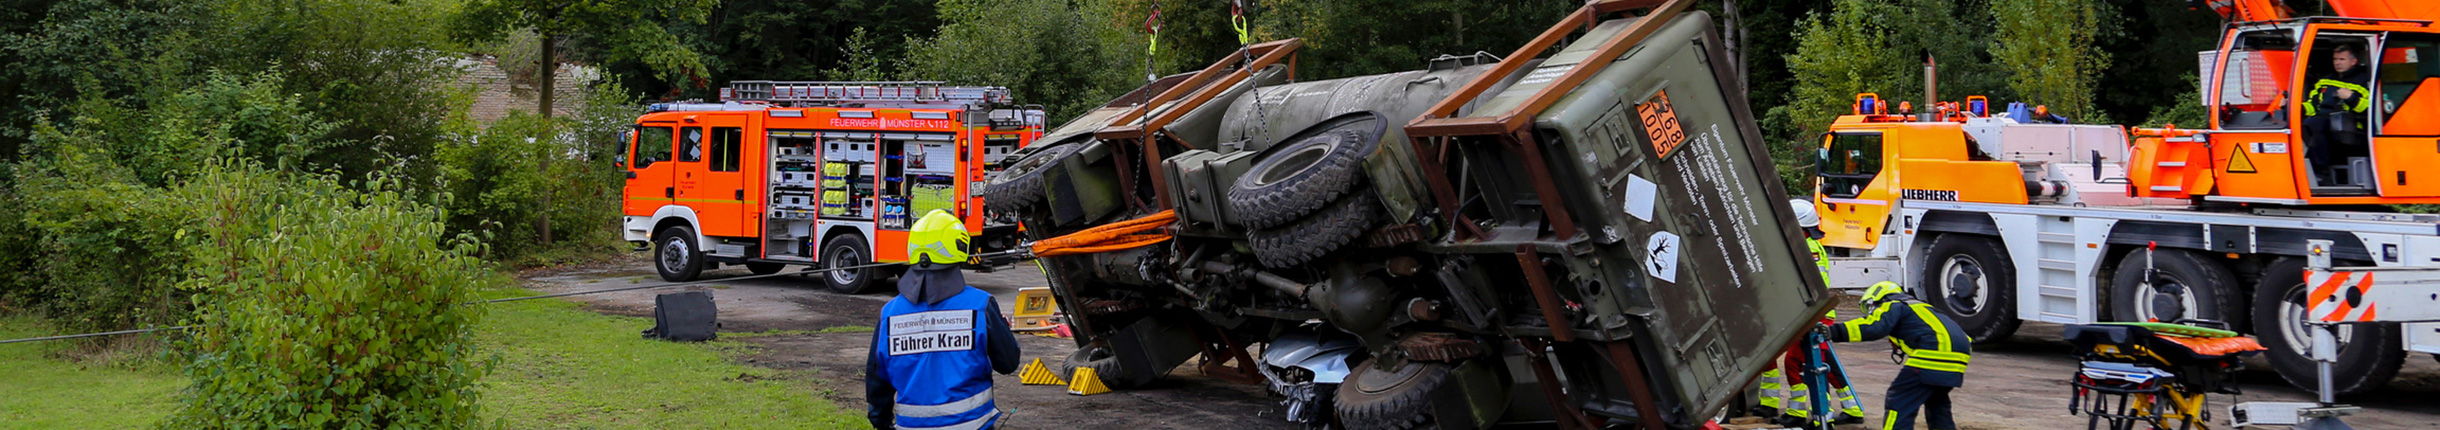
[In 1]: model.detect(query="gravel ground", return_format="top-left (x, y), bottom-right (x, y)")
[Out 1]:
top-left (521, 254), bottom-right (2440, 429)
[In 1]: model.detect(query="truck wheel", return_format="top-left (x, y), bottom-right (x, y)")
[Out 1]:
top-left (2107, 249), bottom-right (2238, 330)
top-left (1917, 234), bottom-right (2020, 343)
top-left (1060, 344), bottom-right (1148, 389)
top-left (1250, 193), bottom-right (1379, 268)
top-left (985, 141), bottom-right (1083, 212)
top-left (655, 226), bottom-right (705, 282)
top-left (2253, 258), bottom-right (2404, 396)
top-left (1335, 360), bottom-right (1453, 430)
top-left (746, 262), bottom-right (786, 275)
top-left (821, 233), bottom-right (877, 294)
top-left (1229, 128), bottom-right (1375, 229)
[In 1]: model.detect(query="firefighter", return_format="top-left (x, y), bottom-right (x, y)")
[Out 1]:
top-left (1833, 281), bottom-right (1973, 430)
top-left (866, 210), bottom-right (1021, 430)
top-left (2303, 42), bottom-right (2374, 184)
top-left (1753, 200), bottom-right (1866, 425)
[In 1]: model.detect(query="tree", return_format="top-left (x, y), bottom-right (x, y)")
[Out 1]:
top-left (452, 0), bottom-right (714, 244)
top-left (903, 0), bottom-right (1136, 124)
top-left (1254, 0), bottom-right (1576, 80)
top-left (450, 0), bottom-right (718, 118)
top-left (1991, 0), bottom-right (2112, 122)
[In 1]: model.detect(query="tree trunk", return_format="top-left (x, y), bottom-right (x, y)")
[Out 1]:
top-left (537, 32), bottom-right (556, 246)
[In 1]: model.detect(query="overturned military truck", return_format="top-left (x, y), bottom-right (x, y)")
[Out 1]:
top-left (983, 1), bottom-right (1832, 428)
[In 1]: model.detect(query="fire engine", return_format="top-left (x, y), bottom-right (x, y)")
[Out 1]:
top-left (621, 81), bottom-right (1044, 293)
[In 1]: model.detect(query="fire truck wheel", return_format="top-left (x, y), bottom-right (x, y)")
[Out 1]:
top-left (985, 142), bottom-right (1083, 212)
top-left (654, 226), bottom-right (705, 282)
top-left (2107, 248), bottom-right (2238, 330)
top-left (821, 233), bottom-right (877, 294)
top-left (1249, 192), bottom-right (1379, 268)
top-left (2253, 258), bottom-right (2405, 396)
top-left (1917, 234), bottom-right (2020, 343)
top-left (745, 262), bottom-right (786, 276)
top-left (1229, 128), bottom-right (1375, 230)
top-left (1334, 359), bottom-right (1452, 430)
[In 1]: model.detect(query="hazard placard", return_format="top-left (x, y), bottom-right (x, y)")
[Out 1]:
top-left (2226, 145), bottom-right (2257, 173)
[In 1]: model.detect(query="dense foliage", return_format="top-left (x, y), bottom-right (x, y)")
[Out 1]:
top-left (167, 162), bottom-right (492, 429)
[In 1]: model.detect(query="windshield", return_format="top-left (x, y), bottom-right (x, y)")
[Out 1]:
top-left (1817, 133), bottom-right (1882, 199)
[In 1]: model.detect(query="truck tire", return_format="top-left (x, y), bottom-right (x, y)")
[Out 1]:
top-left (1229, 128), bottom-right (1374, 229)
top-left (985, 142), bottom-right (1083, 212)
top-left (1060, 344), bottom-right (1150, 389)
top-left (746, 262), bottom-right (786, 275)
top-left (2253, 258), bottom-right (2404, 396)
top-left (655, 226), bottom-right (705, 282)
top-left (1917, 234), bottom-right (2020, 343)
top-left (2107, 249), bottom-right (2239, 330)
top-left (1250, 193), bottom-right (1379, 268)
top-left (1335, 360), bottom-right (1453, 430)
top-left (821, 233), bottom-right (877, 294)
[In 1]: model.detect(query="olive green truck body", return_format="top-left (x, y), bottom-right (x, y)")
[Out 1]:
top-left (984, 3), bottom-right (1834, 428)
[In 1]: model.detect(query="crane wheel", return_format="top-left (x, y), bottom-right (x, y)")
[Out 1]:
top-left (2253, 258), bottom-right (2405, 396)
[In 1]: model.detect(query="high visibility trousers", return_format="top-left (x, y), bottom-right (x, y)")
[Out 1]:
top-left (1880, 368), bottom-right (1956, 430)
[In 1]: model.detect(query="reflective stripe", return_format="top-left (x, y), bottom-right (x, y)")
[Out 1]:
top-left (2306, 79), bottom-right (2373, 116)
top-left (1911, 350), bottom-right (1971, 364)
top-left (1843, 301), bottom-right (1894, 341)
top-left (1884, 414), bottom-right (1900, 430)
top-left (1905, 358), bottom-right (1968, 373)
top-left (1807, 239), bottom-right (1832, 284)
top-left (1908, 303), bottom-right (1956, 355)
top-left (897, 390), bottom-right (993, 418)
top-left (899, 408), bottom-right (999, 430)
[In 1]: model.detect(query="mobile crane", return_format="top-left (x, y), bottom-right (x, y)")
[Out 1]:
top-left (1809, 0), bottom-right (2440, 397)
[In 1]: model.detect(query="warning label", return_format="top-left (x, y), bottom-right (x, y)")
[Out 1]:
top-left (2227, 145), bottom-right (2257, 173)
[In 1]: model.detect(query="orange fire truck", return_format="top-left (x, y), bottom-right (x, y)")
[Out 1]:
top-left (621, 81), bottom-right (1044, 293)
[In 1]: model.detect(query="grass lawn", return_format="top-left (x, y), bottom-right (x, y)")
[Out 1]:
top-left (0, 286), bottom-right (865, 429)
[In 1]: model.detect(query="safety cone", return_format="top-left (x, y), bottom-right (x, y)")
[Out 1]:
top-left (1018, 358), bottom-right (1065, 385)
top-left (1066, 366), bottom-right (1112, 395)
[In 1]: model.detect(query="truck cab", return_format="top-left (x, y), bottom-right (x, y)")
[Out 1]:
top-left (2131, 14), bottom-right (2440, 205)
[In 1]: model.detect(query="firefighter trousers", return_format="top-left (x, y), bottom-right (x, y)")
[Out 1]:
top-left (1880, 368), bottom-right (1955, 430)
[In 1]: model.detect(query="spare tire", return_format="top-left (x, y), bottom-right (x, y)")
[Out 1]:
top-left (1250, 193), bottom-right (1379, 268)
top-left (1229, 125), bottom-right (1378, 229)
top-left (985, 141), bottom-right (1085, 212)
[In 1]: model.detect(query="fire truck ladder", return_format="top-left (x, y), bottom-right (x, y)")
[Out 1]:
top-left (725, 81), bottom-right (1012, 107)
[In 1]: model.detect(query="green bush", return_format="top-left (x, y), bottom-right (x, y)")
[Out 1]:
top-left (434, 82), bottom-right (637, 264)
top-left (1, 71), bottom-right (336, 334)
top-left (167, 162), bottom-right (493, 428)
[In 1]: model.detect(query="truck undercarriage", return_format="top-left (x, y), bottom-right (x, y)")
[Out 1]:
top-left (985, 1), bottom-right (1832, 428)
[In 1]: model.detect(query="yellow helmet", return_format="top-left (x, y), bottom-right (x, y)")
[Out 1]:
top-left (1861, 281), bottom-right (1904, 307)
top-left (908, 210), bottom-right (971, 265)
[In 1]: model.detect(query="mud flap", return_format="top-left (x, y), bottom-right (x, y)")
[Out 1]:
top-left (1107, 314), bottom-right (1202, 388)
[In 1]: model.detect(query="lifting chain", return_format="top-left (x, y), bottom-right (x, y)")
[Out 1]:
top-left (1230, 0), bottom-right (1274, 148)
top-left (1143, 0), bottom-right (1162, 82)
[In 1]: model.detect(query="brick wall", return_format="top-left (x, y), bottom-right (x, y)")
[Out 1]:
top-left (454, 56), bottom-right (600, 124)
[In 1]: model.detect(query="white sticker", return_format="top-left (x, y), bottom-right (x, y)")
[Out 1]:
top-left (1645, 231), bottom-right (1681, 284)
top-left (887, 310), bottom-right (978, 356)
top-left (1623, 175), bottom-right (1658, 222)
top-left (2254, 142), bottom-right (2288, 154)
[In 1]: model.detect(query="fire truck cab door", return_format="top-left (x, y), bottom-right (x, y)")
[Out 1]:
top-left (686, 115), bottom-right (756, 239)
top-left (627, 123), bottom-right (678, 218)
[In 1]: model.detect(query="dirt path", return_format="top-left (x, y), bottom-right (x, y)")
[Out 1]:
top-left (520, 256), bottom-right (2440, 429)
